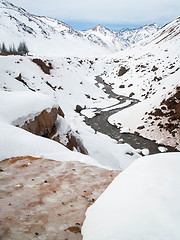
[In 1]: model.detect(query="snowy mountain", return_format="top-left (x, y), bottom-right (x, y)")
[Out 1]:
top-left (0, 0), bottom-right (159, 56)
top-left (117, 24), bottom-right (160, 45)
top-left (82, 24), bottom-right (159, 51)
top-left (0, 0), bottom-right (110, 56)
top-left (0, 1), bottom-right (180, 239)
top-left (102, 17), bottom-right (180, 149)
top-left (148, 17), bottom-right (180, 44)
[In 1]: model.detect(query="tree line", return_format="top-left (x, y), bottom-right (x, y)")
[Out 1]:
top-left (0, 42), bottom-right (29, 55)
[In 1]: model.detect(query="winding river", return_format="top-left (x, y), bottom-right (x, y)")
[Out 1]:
top-left (85, 76), bottom-right (177, 154)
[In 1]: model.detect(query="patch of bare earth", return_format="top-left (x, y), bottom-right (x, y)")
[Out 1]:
top-left (0, 156), bottom-right (119, 240)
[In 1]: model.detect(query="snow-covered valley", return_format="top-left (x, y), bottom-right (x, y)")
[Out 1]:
top-left (0, 0), bottom-right (180, 239)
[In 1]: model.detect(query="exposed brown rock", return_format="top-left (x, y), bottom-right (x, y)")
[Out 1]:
top-left (0, 156), bottom-right (120, 240)
top-left (15, 73), bottom-right (35, 91)
top-left (129, 92), bottom-right (135, 98)
top-left (175, 103), bottom-right (180, 119)
top-left (58, 106), bottom-right (65, 118)
top-left (66, 134), bottom-right (88, 155)
top-left (118, 66), bottom-right (129, 76)
top-left (147, 87), bottom-right (180, 139)
top-left (21, 107), bottom-right (59, 138)
top-left (75, 105), bottom-right (83, 113)
top-left (66, 226), bottom-right (81, 234)
top-left (151, 65), bottom-right (158, 71)
top-left (153, 108), bottom-right (164, 116)
top-left (32, 58), bottom-right (53, 74)
top-left (19, 106), bottom-right (88, 154)
top-left (137, 125), bottom-right (145, 130)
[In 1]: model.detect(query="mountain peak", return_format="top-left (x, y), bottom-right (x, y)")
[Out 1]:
top-left (92, 25), bottom-right (111, 32)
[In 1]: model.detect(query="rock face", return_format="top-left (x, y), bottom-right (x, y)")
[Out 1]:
top-left (66, 134), bottom-right (88, 155)
top-left (118, 66), bottom-right (129, 76)
top-left (149, 87), bottom-right (180, 134)
top-left (20, 106), bottom-right (88, 154)
top-left (0, 156), bottom-right (120, 240)
top-left (75, 105), bottom-right (84, 113)
top-left (21, 107), bottom-right (58, 137)
top-left (32, 58), bottom-right (53, 74)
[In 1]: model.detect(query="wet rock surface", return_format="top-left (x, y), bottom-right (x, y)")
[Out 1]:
top-left (0, 156), bottom-right (119, 240)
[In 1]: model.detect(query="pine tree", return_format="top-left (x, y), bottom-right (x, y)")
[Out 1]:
top-left (12, 44), bottom-right (17, 54)
top-left (18, 41), bottom-right (29, 55)
top-left (9, 45), bottom-right (13, 54)
top-left (22, 42), bottom-right (29, 55)
top-left (1, 42), bottom-right (8, 54)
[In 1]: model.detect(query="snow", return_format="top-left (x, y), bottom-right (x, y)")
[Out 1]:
top-left (102, 100), bottom-right (132, 111)
top-left (0, 91), bottom-right (57, 123)
top-left (0, 54), bottom-right (141, 170)
top-left (0, 90), bottom-right (103, 167)
top-left (108, 71), bottom-right (180, 148)
top-left (158, 146), bottom-right (168, 153)
top-left (0, 2), bottom-right (179, 239)
top-left (82, 152), bottom-right (180, 240)
top-left (0, 1), bottom-right (179, 171)
top-left (0, 122), bottom-right (102, 167)
top-left (141, 148), bottom-right (150, 156)
top-left (81, 109), bottom-right (96, 118)
top-left (0, 1), bottom-right (159, 57)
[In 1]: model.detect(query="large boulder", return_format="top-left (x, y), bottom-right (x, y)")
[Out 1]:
top-left (21, 107), bottom-right (60, 138)
top-left (20, 106), bottom-right (88, 155)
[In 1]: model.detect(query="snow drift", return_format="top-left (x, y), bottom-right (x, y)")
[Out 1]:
top-left (82, 152), bottom-right (180, 240)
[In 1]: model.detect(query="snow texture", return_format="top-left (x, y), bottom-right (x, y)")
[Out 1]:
top-left (82, 152), bottom-right (180, 240)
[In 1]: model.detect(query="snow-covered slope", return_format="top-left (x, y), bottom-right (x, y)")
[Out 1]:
top-left (100, 18), bottom-right (180, 149)
top-left (81, 24), bottom-right (159, 51)
top-left (82, 152), bottom-right (180, 240)
top-left (0, 55), bottom-right (141, 170)
top-left (147, 17), bottom-right (180, 44)
top-left (0, 0), bottom-right (111, 56)
top-left (0, 1), bottom-right (179, 167)
top-left (0, 0), bottom-right (159, 56)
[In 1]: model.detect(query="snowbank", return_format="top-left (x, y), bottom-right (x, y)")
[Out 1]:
top-left (82, 152), bottom-right (180, 240)
top-left (0, 91), bottom-right (101, 167)
top-left (0, 91), bottom-right (57, 123)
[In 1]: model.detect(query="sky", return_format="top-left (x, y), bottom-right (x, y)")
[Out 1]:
top-left (9, 0), bottom-right (180, 30)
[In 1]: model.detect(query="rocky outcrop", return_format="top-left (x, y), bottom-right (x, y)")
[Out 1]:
top-left (118, 66), bottom-right (129, 76)
top-left (15, 73), bottom-right (35, 91)
top-left (149, 87), bottom-right (180, 134)
top-left (21, 107), bottom-right (61, 138)
top-left (32, 58), bottom-right (53, 74)
top-left (19, 106), bottom-right (88, 154)
top-left (66, 134), bottom-right (88, 155)
top-left (0, 156), bottom-right (120, 240)
top-left (75, 105), bottom-right (84, 113)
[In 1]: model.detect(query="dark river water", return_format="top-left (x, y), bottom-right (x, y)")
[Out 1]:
top-left (85, 76), bottom-right (178, 155)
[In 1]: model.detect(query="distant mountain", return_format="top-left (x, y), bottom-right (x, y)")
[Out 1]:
top-left (148, 17), bottom-right (180, 44)
top-left (0, 0), bottom-right (159, 56)
top-left (82, 24), bottom-right (159, 51)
